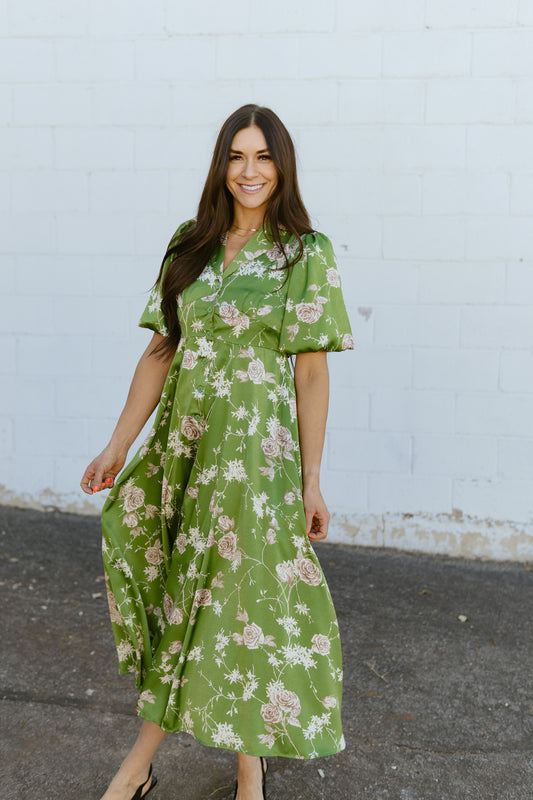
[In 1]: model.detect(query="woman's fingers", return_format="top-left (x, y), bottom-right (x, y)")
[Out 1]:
top-left (305, 506), bottom-right (330, 541)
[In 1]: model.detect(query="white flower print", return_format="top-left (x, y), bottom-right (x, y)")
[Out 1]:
top-left (311, 633), bottom-right (331, 655)
top-left (296, 302), bottom-right (323, 324)
top-left (182, 349), bottom-right (198, 369)
top-left (326, 268), bottom-right (340, 287)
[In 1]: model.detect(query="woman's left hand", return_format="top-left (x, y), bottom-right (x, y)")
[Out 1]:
top-left (303, 485), bottom-right (330, 542)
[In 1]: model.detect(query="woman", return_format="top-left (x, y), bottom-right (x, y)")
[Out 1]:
top-left (81, 104), bottom-right (354, 800)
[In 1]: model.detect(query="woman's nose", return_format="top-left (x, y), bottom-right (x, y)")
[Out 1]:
top-left (241, 158), bottom-right (258, 178)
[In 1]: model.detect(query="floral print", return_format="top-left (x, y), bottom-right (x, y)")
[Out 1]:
top-left (101, 222), bottom-right (354, 759)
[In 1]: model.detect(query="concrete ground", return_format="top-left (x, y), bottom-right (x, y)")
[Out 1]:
top-left (1, 505), bottom-right (532, 800)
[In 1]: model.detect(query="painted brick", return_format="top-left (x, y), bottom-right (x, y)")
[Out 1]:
top-left (456, 394), bottom-right (533, 436)
top-left (135, 40), bottom-right (216, 83)
top-left (56, 40), bottom-right (134, 82)
top-left (134, 213), bottom-right (181, 256)
top-left (250, 80), bottom-right (337, 127)
top-left (168, 171), bottom-right (204, 218)
top-left (383, 217), bottom-right (465, 260)
top-left (55, 212), bottom-right (137, 256)
top-left (0, 128), bottom-right (53, 169)
top-left (92, 84), bottom-right (172, 127)
top-left (413, 435), bottom-right (497, 478)
top-left (419, 262), bottom-right (505, 304)
top-left (506, 261), bottom-right (533, 304)
top-left (423, 171), bottom-right (509, 215)
top-left (56, 297), bottom-right (129, 338)
top-left (500, 350), bottom-right (533, 392)
top-left (473, 30), bottom-right (533, 76)
top-left (13, 171), bottom-right (89, 213)
top-left (0, 213), bottom-right (56, 255)
top-left (329, 429), bottom-right (411, 473)
top-left (383, 32), bottom-right (471, 77)
top-left (383, 80), bottom-right (425, 124)
top-left (337, 0), bottom-right (425, 32)
top-left (7, 0), bottom-right (88, 35)
top-left (0, 169), bottom-right (10, 210)
top-left (369, 473), bottom-right (452, 514)
top-left (426, 0), bottom-right (518, 27)
top-left (0, 377), bottom-right (55, 416)
top-left (374, 306), bottom-right (460, 347)
top-left (383, 126), bottom-right (466, 170)
top-left (467, 127), bottom-right (533, 171)
top-left (55, 377), bottom-right (129, 419)
top-left (317, 213), bottom-right (382, 259)
top-left (135, 127), bottom-right (214, 171)
top-left (88, 0), bottom-right (165, 36)
top-left (0, 39), bottom-right (54, 82)
top-left (426, 78), bottom-right (515, 124)
top-left (15, 417), bottom-right (88, 456)
top-left (167, 0), bottom-right (249, 34)
top-left (453, 478), bottom-right (533, 524)
top-left (413, 348), bottom-right (499, 391)
top-left (0, 417), bottom-right (13, 455)
top-left (172, 82), bottom-right (255, 126)
top-left (371, 389), bottom-right (455, 433)
top-left (340, 261), bottom-right (419, 304)
top-left (0, 85), bottom-right (11, 125)
top-left (511, 173), bottom-right (533, 214)
top-left (498, 438), bottom-right (533, 480)
top-left (89, 171), bottom-right (168, 214)
top-left (0, 456), bottom-right (56, 498)
top-left (466, 217), bottom-right (533, 260)
top-left (0, 334), bottom-right (16, 373)
top-left (321, 470), bottom-right (368, 514)
top-left (344, 347), bottom-right (412, 389)
top-left (299, 34), bottom-right (381, 78)
top-left (250, 0), bottom-right (334, 32)
top-left (519, 0), bottom-right (533, 24)
top-left (327, 387), bottom-right (369, 430)
top-left (217, 36), bottom-right (301, 80)
top-left (299, 127), bottom-right (384, 170)
top-left (461, 307), bottom-right (533, 348)
top-left (13, 84), bottom-right (92, 126)
top-left (14, 255), bottom-right (95, 296)
top-left (55, 129), bottom-right (134, 170)
top-left (17, 335), bottom-right (92, 377)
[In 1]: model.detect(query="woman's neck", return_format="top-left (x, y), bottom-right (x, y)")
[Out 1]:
top-left (231, 209), bottom-right (265, 233)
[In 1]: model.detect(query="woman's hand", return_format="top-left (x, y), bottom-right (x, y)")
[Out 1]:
top-left (303, 484), bottom-right (330, 542)
top-left (80, 444), bottom-right (127, 495)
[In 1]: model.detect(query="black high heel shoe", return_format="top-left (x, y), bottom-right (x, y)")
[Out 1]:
top-left (232, 756), bottom-right (267, 799)
top-left (131, 763), bottom-right (157, 800)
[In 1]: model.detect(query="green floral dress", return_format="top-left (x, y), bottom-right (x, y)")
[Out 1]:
top-left (101, 221), bottom-right (355, 759)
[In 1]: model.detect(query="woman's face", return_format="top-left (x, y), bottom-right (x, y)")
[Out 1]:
top-left (225, 125), bottom-right (278, 216)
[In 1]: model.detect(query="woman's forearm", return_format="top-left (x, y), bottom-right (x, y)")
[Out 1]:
top-left (293, 352), bottom-right (330, 489)
top-left (109, 334), bottom-right (176, 455)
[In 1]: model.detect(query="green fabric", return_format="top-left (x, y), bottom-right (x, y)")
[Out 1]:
top-left (101, 223), bottom-right (355, 759)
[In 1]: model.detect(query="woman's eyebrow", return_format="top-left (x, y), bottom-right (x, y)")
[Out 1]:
top-left (229, 148), bottom-right (270, 154)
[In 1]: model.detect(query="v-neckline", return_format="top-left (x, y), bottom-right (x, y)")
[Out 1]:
top-left (220, 228), bottom-right (263, 278)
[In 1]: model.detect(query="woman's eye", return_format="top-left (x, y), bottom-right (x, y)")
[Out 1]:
top-left (259, 154), bottom-right (271, 160)
top-left (229, 154), bottom-right (241, 161)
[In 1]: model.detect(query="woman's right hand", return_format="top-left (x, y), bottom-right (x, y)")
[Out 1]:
top-left (80, 445), bottom-right (127, 495)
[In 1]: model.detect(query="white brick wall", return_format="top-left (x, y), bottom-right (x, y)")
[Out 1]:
top-left (1, 0), bottom-right (533, 560)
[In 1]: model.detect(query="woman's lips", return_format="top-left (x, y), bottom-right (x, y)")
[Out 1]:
top-left (238, 184), bottom-right (266, 194)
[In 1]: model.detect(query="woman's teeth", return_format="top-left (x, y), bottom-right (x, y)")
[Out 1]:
top-left (239, 184), bottom-right (264, 193)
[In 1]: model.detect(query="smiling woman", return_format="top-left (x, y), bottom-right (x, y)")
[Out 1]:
top-left (80, 104), bottom-right (354, 800)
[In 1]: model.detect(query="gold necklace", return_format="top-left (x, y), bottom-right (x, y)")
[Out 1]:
top-left (229, 224), bottom-right (259, 235)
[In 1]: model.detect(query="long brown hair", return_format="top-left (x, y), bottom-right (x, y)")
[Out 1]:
top-left (154, 104), bottom-right (313, 357)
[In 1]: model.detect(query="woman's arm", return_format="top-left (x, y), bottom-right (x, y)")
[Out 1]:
top-left (293, 350), bottom-right (330, 542)
top-left (80, 332), bottom-right (176, 495)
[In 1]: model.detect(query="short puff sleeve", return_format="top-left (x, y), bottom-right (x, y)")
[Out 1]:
top-left (138, 220), bottom-right (194, 335)
top-left (278, 232), bottom-right (355, 355)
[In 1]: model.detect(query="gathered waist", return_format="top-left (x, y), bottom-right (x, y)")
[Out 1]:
top-left (177, 334), bottom-right (288, 357)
